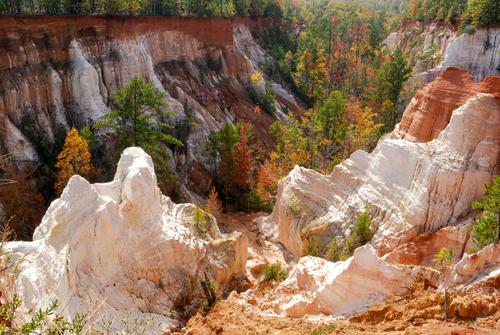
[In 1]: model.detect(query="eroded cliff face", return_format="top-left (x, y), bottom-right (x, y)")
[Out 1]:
top-left (0, 16), bottom-right (301, 197)
top-left (263, 68), bottom-right (499, 257)
top-left (0, 147), bottom-right (248, 333)
top-left (384, 21), bottom-right (500, 83)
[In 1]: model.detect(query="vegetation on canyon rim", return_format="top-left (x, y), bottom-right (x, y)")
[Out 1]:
top-left (0, 1), bottom-right (499, 334)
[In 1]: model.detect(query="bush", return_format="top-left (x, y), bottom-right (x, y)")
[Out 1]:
top-left (193, 206), bottom-right (208, 233)
top-left (303, 235), bottom-right (319, 256)
top-left (200, 272), bottom-right (217, 312)
top-left (469, 176), bottom-right (499, 253)
top-left (433, 247), bottom-right (453, 270)
top-left (463, 25), bottom-right (477, 35)
top-left (263, 263), bottom-right (288, 282)
top-left (324, 206), bottom-right (377, 261)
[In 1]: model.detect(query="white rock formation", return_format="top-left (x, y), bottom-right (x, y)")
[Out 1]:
top-left (384, 24), bottom-right (500, 83)
top-left (442, 244), bottom-right (500, 290)
top-left (0, 147), bottom-right (247, 333)
top-left (263, 93), bottom-right (500, 257)
top-left (267, 245), bottom-right (433, 318)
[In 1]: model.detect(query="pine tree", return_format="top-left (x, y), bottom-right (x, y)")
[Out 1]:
top-left (325, 236), bottom-right (343, 262)
top-left (432, 247), bottom-right (453, 270)
top-left (345, 206), bottom-right (375, 254)
top-left (96, 77), bottom-right (182, 192)
top-left (373, 48), bottom-right (412, 132)
top-left (470, 176), bottom-right (500, 252)
top-left (97, 77), bottom-right (181, 152)
top-left (54, 128), bottom-right (94, 195)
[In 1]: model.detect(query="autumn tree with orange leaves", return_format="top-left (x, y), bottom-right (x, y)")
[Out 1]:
top-left (206, 122), bottom-right (256, 210)
top-left (54, 128), bottom-right (94, 195)
top-left (205, 187), bottom-right (223, 221)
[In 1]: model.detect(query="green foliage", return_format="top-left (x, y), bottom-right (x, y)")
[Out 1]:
top-left (309, 323), bottom-right (337, 335)
top-left (432, 247), bottom-right (453, 270)
top-left (325, 206), bottom-right (376, 261)
top-left (325, 236), bottom-right (347, 262)
top-left (466, 0), bottom-right (500, 27)
top-left (79, 126), bottom-right (94, 144)
top-left (96, 76), bottom-right (181, 151)
top-left (205, 122), bottom-right (255, 209)
top-left (200, 272), bottom-right (217, 312)
top-left (247, 78), bottom-right (277, 116)
top-left (0, 295), bottom-right (85, 335)
top-left (406, 0), bottom-right (500, 27)
top-left (193, 205), bottom-right (208, 232)
top-left (470, 176), bottom-right (500, 253)
top-left (372, 48), bottom-right (412, 132)
top-left (0, 0), bottom-right (285, 16)
top-left (345, 209), bottom-right (374, 254)
top-left (263, 263), bottom-right (287, 282)
top-left (303, 235), bottom-right (319, 256)
top-left (96, 76), bottom-right (181, 193)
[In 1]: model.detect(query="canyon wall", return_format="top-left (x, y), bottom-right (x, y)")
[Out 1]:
top-left (0, 16), bottom-right (301, 198)
top-left (384, 22), bottom-right (500, 83)
top-left (262, 68), bottom-right (500, 257)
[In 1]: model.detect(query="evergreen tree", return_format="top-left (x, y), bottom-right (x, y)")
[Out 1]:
top-left (432, 247), bottom-right (453, 270)
top-left (467, 0), bottom-right (500, 27)
top-left (373, 48), bottom-right (412, 132)
top-left (97, 77), bottom-right (181, 153)
top-left (345, 206), bottom-right (375, 255)
top-left (470, 176), bottom-right (500, 252)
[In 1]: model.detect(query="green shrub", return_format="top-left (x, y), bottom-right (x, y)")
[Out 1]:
top-left (309, 323), bottom-right (337, 335)
top-left (303, 235), bottom-right (319, 256)
top-left (469, 176), bottom-right (499, 253)
top-left (463, 25), bottom-right (477, 35)
top-left (200, 272), bottom-right (217, 312)
top-left (0, 295), bottom-right (85, 334)
top-left (263, 263), bottom-right (288, 282)
top-left (432, 247), bottom-right (453, 270)
top-left (324, 206), bottom-right (377, 261)
top-left (193, 206), bottom-right (208, 233)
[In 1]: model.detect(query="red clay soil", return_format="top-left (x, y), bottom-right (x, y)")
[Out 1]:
top-left (0, 16), bottom-right (271, 71)
top-left (396, 68), bottom-right (500, 142)
top-left (0, 15), bottom-right (270, 47)
top-left (173, 276), bottom-right (500, 335)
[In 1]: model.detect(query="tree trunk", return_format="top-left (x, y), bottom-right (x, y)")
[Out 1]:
top-left (444, 287), bottom-right (448, 322)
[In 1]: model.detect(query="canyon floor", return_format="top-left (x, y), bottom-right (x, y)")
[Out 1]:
top-left (172, 214), bottom-right (500, 335)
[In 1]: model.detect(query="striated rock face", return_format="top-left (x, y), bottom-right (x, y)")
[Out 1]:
top-left (0, 147), bottom-right (247, 333)
top-left (264, 245), bottom-right (435, 318)
top-left (383, 218), bottom-right (473, 266)
top-left (442, 244), bottom-right (500, 290)
top-left (384, 21), bottom-right (500, 83)
top-left (263, 69), bottom-right (500, 257)
top-left (395, 68), bottom-right (500, 142)
top-left (0, 16), bottom-right (301, 197)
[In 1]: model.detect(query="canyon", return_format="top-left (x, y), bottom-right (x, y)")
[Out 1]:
top-left (0, 16), bottom-right (301, 199)
top-left (262, 68), bottom-right (499, 258)
top-left (0, 12), bottom-right (499, 335)
top-left (1, 66), bottom-right (499, 333)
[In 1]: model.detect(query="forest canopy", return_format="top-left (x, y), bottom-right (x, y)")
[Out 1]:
top-left (0, 0), bottom-right (284, 16)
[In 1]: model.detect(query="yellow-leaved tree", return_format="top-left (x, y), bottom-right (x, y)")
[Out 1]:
top-left (54, 128), bottom-right (94, 195)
